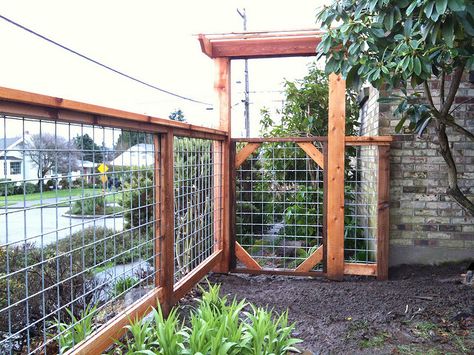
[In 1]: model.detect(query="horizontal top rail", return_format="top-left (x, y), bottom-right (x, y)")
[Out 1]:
top-left (0, 86), bottom-right (227, 140)
top-left (198, 29), bottom-right (324, 59)
top-left (232, 136), bottom-right (393, 145)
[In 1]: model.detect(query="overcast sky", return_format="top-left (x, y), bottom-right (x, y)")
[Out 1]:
top-left (0, 0), bottom-right (328, 136)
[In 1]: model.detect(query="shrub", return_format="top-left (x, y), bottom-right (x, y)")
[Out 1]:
top-left (59, 178), bottom-right (70, 190)
top-left (0, 179), bottom-right (15, 196)
top-left (120, 168), bottom-right (154, 233)
top-left (69, 194), bottom-right (122, 216)
top-left (13, 182), bottom-right (38, 195)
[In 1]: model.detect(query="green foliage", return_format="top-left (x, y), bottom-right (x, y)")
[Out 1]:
top-left (316, 0), bottom-right (474, 215)
top-left (120, 168), bottom-right (154, 233)
top-left (174, 138), bottom-right (214, 277)
top-left (117, 282), bottom-right (302, 354)
top-left (13, 182), bottom-right (38, 195)
top-left (70, 194), bottom-right (122, 216)
top-left (169, 109), bottom-right (186, 122)
top-left (73, 133), bottom-right (104, 163)
top-left (260, 64), bottom-right (360, 137)
top-left (0, 179), bottom-right (15, 196)
top-left (55, 303), bottom-right (97, 353)
top-left (317, 0), bottom-right (474, 89)
top-left (0, 226), bottom-right (152, 335)
top-left (113, 276), bottom-right (139, 297)
top-left (115, 131), bottom-right (152, 152)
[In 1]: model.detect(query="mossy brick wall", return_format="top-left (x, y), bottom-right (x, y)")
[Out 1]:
top-left (359, 75), bottom-right (474, 265)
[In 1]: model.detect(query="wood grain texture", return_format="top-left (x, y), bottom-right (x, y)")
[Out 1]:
top-left (198, 30), bottom-right (324, 59)
top-left (159, 129), bottom-right (175, 314)
top-left (297, 142), bottom-right (324, 169)
top-left (0, 87), bottom-right (226, 138)
top-left (213, 57), bottom-right (231, 273)
top-left (235, 242), bottom-right (262, 270)
top-left (344, 263), bottom-right (377, 276)
top-left (326, 73), bottom-right (346, 281)
top-left (235, 142), bottom-right (261, 168)
top-left (295, 245), bottom-right (324, 272)
top-left (377, 145), bottom-right (391, 280)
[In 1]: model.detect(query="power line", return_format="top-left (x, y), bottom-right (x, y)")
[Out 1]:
top-left (0, 14), bottom-right (212, 106)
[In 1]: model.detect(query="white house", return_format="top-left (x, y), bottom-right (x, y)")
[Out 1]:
top-left (109, 144), bottom-right (154, 167)
top-left (0, 136), bottom-right (38, 183)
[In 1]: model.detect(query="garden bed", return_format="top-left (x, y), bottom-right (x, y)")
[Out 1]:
top-left (196, 262), bottom-right (474, 354)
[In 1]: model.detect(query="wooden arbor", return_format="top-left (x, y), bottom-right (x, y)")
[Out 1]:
top-left (197, 30), bottom-right (386, 281)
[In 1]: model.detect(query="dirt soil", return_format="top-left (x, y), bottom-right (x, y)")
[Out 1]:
top-left (184, 262), bottom-right (474, 354)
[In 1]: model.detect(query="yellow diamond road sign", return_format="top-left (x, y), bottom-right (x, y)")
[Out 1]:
top-left (98, 163), bottom-right (109, 174)
top-left (100, 175), bottom-right (108, 183)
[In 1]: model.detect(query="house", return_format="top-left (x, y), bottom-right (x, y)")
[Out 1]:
top-left (0, 136), bottom-right (37, 183)
top-left (109, 144), bottom-right (154, 167)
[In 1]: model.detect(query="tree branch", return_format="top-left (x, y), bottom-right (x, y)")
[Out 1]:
top-left (440, 63), bottom-right (466, 117)
top-left (444, 114), bottom-right (474, 141)
top-left (423, 81), bottom-right (439, 112)
top-left (440, 70), bottom-right (445, 108)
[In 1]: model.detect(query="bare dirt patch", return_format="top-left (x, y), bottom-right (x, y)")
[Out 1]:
top-left (187, 262), bottom-right (474, 354)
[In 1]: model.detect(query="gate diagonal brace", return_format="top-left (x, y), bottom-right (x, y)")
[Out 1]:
top-left (295, 245), bottom-right (324, 272)
top-left (235, 142), bottom-right (261, 168)
top-left (297, 142), bottom-right (324, 169)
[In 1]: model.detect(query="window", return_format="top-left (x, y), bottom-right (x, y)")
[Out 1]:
top-left (10, 161), bottom-right (21, 175)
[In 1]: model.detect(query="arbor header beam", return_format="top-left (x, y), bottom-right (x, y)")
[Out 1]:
top-left (198, 30), bottom-right (324, 59)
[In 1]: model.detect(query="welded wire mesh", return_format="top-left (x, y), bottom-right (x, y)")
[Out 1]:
top-left (236, 142), bottom-right (324, 270)
top-left (0, 115), bottom-right (160, 354)
top-left (344, 145), bottom-right (378, 263)
top-left (173, 137), bottom-right (221, 282)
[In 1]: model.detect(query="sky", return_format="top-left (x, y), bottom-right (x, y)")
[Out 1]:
top-left (0, 0), bottom-right (328, 138)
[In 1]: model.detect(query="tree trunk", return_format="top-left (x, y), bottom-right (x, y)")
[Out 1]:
top-left (436, 119), bottom-right (474, 216)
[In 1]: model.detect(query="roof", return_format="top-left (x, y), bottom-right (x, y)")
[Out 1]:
top-left (0, 137), bottom-right (20, 150)
top-left (109, 144), bottom-right (154, 167)
top-left (198, 29), bottom-right (324, 59)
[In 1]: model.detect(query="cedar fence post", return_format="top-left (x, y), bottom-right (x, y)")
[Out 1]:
top-left (377, 145), bottom-right (390, 280)
top-left (326, 73), bottom-right (345, 281)
top-left (159, 129), bottom-right (175, 313)
top-left (213, 57), bottom-right (231, 273)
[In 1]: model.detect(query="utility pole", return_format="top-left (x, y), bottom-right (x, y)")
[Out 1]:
top-left (237, 8), bottom-right (250, 137)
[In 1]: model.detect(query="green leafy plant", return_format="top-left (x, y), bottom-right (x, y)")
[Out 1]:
top-left (55, 303), bottom-right (97, 353)
top-left (316, 0), bottom-right (474, 215)
top-left (116, 282), bottom-right (302, 354)
top-left (113, 276), bottom-right (139, 297)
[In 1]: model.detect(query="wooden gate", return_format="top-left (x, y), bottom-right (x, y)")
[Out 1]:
top-left (229, 137), bottom-right (391, 280)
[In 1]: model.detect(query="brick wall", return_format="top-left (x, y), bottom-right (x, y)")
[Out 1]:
top-left (359, 75), bottom-right (474, 265)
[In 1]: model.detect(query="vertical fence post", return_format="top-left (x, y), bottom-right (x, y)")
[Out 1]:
top-left (159, 129), bottom-right (175, 313)
top-left (322, 141), bottom-right (328, 274)
top-left (213, 57), bottom-right (231, 273)
top-left (377, 145), bottom-right (390, 280)
top-left (327, 73), bottom-right (345, 281)
top-left (213, 140), bottom-right (223, 255)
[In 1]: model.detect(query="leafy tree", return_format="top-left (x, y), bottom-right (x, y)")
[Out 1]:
top-left (316, 0), bottom-right (474, 215)
top-left (169, 109), bottom-right (186, 122)
top-left (25, 133), bottom-right (79, 183)
top-left (260, 64), bottom-right (359, 137)
top-left (73, 133), bottom-right (103, 163)
top-left (115, 131), bottom-right (152, 152)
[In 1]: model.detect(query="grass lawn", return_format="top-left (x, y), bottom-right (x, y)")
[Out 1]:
top-left (2, 188), bottom-right (122, 204)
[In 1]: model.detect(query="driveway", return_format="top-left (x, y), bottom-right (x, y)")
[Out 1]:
top-left (0, 206), bottom-right (124, 247)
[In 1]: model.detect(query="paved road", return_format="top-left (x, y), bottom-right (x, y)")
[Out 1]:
top-left (0, 206), bottom-right (124, 247)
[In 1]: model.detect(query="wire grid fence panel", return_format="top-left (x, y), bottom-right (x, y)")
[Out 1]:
top-left (236, 142), bottom-right (324, 270)
top-left (0, 115), bottom-right (160, 354)
top-left (173, 137), bottom-right (221, 283)
top-left (344, 145), bottom-right (378, 264)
